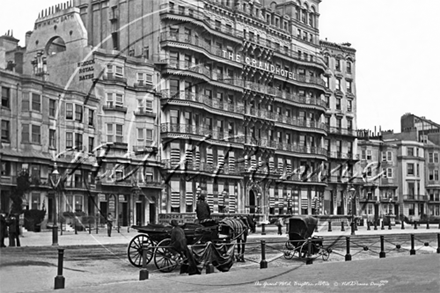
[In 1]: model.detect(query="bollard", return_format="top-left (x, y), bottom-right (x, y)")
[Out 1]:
top-left (260, 240), bottom-right (268, 269)
top-left (414, 221), bottom-right (418, 230)
top-left (437, 234), bottom-right (440, 254)
top-left (427, 220), bottom-right (430, 230)
top-left (345, 237), bottom-right (351, 261)
top-left (261, 223), bottom-right (266, 236)
top-left (367, 221), bottom-right (371, 231)
top-left (306, 238), bottom-right (313, 265)
top-left (54, 248), bottom-right (65, 289)
top-left (52, 226), bottom-right (58, 246)
top-left (139, 249), bottom-right (149, 280)
top-left (379, 235), bottom-right (386, 258)
top-left (410, 234), bottom-right (416, 255)
top-left (328, 220), bottom-right (332, 232)
top-left (341, 221), bottom-right (345, 232)
top-left (401, 220), bottom-right (405, 230)
top-left (388, 220), bottom-right (392, 230)
top-left (381, 220), bottom-right (385, 230)
top-left (374, 219), bottom-right (377, 230)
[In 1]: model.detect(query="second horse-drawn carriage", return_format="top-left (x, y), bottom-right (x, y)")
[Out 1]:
top-left (283, 216), bottom-right (332, 261)
top-left (127, 215), bottom-right (255, 273)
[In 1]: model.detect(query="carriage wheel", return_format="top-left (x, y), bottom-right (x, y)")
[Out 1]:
top-left (127, 234), bottom-right (154, 267)
top-left (154, 238), bottom-right (181, 273)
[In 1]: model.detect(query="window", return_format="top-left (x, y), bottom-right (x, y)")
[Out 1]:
top-left (66, 103), bottom-right (73, 119)
top-left (429, 170), bottom-right (434, 180)
top-left (66, 132), bottom-right (73, 148)
top-left (74, 195), bottom-right (83, 212)
top-left (116, 124), bottom-right (123, 142)
top-left (49, 129), bottom-right (56, 148)
top-left (115, 65), bottom-right (123, 77)
top-left (88, 109), bottom-right (94, 126)
top-left (75, 105), bottom-right (83, 122)
top-left (335, 98), bottom-right (341, 110)
top-left (387, 151), bottom-right (392, 161)
top-left (1, 120), bottom-right (9, 142)
top-left (31, 93), bottom-right (41, 112)
top-left (115, 93), bottom-right (123, 107)
top-left (169, 79), bottom-right (179, 96)
top-left (336, 78), bottom-right (341, 91)
top-left (408, 203), bottom-right (415, 216)
top-left (347, 61), bottom-right (352, 73)
top-left (324, 76), bottom-right (329, 88)
top-left (1, 161), bottom-right (11, 176)
top-left (31, 193), bottom-right (41, 210)
top-left (407, 163), bottom-right (414, 175)
top-left (146, 129), bottom-right (153, 144)
top-left (366, 150), bottom-right (372, 160)
top-left (22, 94), bottom-right (29, 111)
top-left (407, 147), bottom-right (414, 156)
top-left (22, 123), bottom-right (29, 143)
top-left (347, 80), bottom-right (352, 93)
top-left (408, 182), bottom-right (415, 196)
top-left (49, 99), bottom-right (56, 117)
top-left (75, 133), bottom-right (83, 149)
top-left (145, 100), bottom-right (153, 112)
top-left (428, 152), bottom-right (433, 163)
top-left (88, 137), bottom-right (94, 153)
top-left (435, 170), bottom-right (439, 181)
top-left (2, 87), bottom-right (10, 108)
top-left (347, 99), bottom-right (352, 112)
top-left (434, 153), bottom-right (439, 163)
top-left (387, 168), bottom-right (393, 178)
top-left (347, 119), bottom-right (353, 130)
top-left (31, 125), bottom-right (41, 144)
top-left (335, 59), bottom-right (341, 71)
top-left (416, 164), bottom-right (419, 176)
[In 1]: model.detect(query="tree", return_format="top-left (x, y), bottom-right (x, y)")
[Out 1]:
top-left (10, 169), bottom-right (31, 215)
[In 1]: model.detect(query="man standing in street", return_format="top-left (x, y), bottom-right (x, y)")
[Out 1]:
top-left (196, 193), bottom-right (211, 223)
top-left (0, 213), bottom-right (7, 247)
top-left (107, 213), bottom-right (114, 237)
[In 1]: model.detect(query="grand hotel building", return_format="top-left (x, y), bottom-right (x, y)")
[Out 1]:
top-left (1, 0), bottom-right (359, 225)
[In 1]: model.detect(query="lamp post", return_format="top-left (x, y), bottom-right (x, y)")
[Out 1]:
top-left (349, 187), bottom-right (356, 235)
top-left (50, 163), bottom-right (61, 246)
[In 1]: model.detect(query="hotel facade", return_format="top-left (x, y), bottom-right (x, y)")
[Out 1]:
top-left (1, 0), bottom-right (364, 226)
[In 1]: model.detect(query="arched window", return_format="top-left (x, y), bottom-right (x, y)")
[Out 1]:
top-left (46, 36), bottom-right (66, 55)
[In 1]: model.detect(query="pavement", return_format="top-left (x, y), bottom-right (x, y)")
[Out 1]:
top-left (23, 254), bottom-right (440, 293)
top-left (6, 222), bottom-right (438, 247)
top-left (1, 224), bottom-right (439, 293)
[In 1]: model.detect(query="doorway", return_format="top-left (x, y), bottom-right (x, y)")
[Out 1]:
top-left (119, 202), bottom-right (128, 226)
top-left (249, 190), bottom-right (256, 213)
top-left (99, 202), bottom-right (107, 224)
top-left (136, 202), bottom-right (143, 225)
top-left (149, 203), bottom-right (156, 224)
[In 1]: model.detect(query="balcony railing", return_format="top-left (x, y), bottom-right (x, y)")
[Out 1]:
top-left (329, 126), bottom-right (356, 136)
top-left (403, 194), bottom-right (428, 201)
top-left (161, 90), bottom-right (245, 114)
top-left (161, 123), bottom-right (244, 143)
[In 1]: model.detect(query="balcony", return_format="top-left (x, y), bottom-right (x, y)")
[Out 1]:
top-left (160, 5), bottom-right (244, 40)
top-left (133, 145), bottom-right (157, 154)
top-left (161, 90), bottom-right (244, 115)
top-left (133, 80), bottom-right (153, 90)
top-left (160, 123), bottom-right (244, 144)
top-left (161, 160), bottom-right (245, 176)
top-left (103, 73), bottom-right (127, 84)
top-left (103, 105), bottom-right (127, 113)
top-left (403, 194), bottom-right (428, 201)
top-left (329, 126), bottom-right (356, 137)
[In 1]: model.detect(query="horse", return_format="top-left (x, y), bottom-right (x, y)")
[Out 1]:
top-left (219, 215), bottom-right (256, 262)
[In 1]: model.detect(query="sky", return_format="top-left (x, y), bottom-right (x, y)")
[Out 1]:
top-left (1, 0), bottom-right (439, 132)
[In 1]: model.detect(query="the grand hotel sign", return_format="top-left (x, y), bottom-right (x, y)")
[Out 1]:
top-left (222, 51), bottom-right (298, 80)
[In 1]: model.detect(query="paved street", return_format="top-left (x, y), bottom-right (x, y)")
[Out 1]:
top-left (0, 224), bottom-right (439, 292)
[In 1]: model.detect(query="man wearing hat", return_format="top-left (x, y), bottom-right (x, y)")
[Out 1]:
top-left (196, 193), bottom-right (211, 223)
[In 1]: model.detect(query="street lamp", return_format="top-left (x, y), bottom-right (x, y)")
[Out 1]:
top-left (50, 163), bottom-right (61, 245)
top-left (349, 187), bottom-right (356, 235)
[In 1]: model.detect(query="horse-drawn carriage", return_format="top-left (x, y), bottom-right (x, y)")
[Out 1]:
top-left (127, 215), bottom-right (255, 273)
top-left (283, 216), bottom-right (331, 261)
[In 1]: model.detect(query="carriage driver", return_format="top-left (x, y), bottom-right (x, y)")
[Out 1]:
top-left (195, 193), bottom-right (211, 223)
